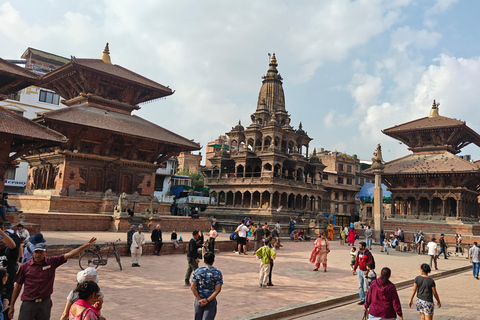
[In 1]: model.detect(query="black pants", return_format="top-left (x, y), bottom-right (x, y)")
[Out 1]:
top-left (208, 238), bottom-right (215, 252)
top-left (268, 259), bottom-right (274, 284)
top-left (19, 297), bottom-right (52, 320)
top-left (154, 241), bottom-right (163, 253)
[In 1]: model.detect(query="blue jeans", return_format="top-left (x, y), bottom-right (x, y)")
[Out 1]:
top-left (0, 207), bottom-right (5, 221)
top-left (473, 262), bottom-right (480, 277)
top-left (437, 247), bottom-right (447, 259)
top-left (358, 269), bottom-right (366, 302)
top-left (366, 238), bottom-right (372, 249)
top-left (194, 298), bottom-right (217, 320)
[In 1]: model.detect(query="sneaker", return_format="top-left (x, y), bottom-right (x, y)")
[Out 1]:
top-left (183, 282), bottom-right (191, 287)
top-left (259, 284), bottom-right (263, 288)
top-left (132, 263), bottom-right (136, 267)
top-left (358, 301), bottom-right (365, 305)
top-left (235, 251), bottom-right (239, 254)
top-left (267, 283), bottom-right (274, 286)
top-left (262, 285), bottom-right (269, 289)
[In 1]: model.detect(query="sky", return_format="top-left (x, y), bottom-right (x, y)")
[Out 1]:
top-left (2, 0), bottom-right (480, 164)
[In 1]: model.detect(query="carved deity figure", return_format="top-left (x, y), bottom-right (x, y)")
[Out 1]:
top-left (146, 196), bottom-right (160, 216)
top-left (372, 143), bottom-right (384, 163)
top-left (114, 192), bottom-right (129, 217)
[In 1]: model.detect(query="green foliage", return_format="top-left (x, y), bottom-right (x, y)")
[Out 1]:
top-left (177, 168), bottom-right (205, 190)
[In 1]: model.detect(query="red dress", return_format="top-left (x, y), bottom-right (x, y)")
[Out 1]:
top-left (347, 229), bottom-right (356, 244)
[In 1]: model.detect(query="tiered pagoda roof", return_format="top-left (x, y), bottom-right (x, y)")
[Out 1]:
top-left (0, 58), bottom-right (40, 97)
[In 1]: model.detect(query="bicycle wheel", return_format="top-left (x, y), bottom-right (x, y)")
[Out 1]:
top-left (79, 251), bottom-right (101, 270)
top-left (114, 250), bottom-right (122, 271)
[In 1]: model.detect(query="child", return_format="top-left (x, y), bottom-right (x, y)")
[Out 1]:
top-left (383, 236), bottom-right (390, 254)
top-left (256, 239), bottom-right (276, 289)
top-left (365, 262), bottom-right (377, 291)
top-left (171, 229), bottom-right (179, 248)
top-left (350, 247), bottom-right (357, 274)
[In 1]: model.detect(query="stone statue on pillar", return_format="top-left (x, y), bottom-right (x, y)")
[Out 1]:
top-left (371, 144), bottom-right (385, 245)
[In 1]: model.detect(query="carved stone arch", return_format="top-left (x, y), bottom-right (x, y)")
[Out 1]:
top-left (432, 191), bottom-right (444, 200)
top-left (445, 192), bottom-right (457, 200)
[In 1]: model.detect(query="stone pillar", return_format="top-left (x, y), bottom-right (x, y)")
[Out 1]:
top-left (232, 193), bottom-right (236, 207)
top-left (241, 193), bottom-right (244, 208)
top-left (372, 162), bottom-right (384, 245)
top-left (260, 193), bottom-right (263, 208)
top-left (250, 196), bottom-right (253, 208)
top-left (429, 199), bottom-right (433, 215)
top-left (415, 199), bottom-right (419, 216)
top-left (442, 199), bottom-right (446, 216)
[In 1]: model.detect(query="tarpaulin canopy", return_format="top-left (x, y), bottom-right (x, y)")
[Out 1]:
top-left (358, 182), bottom-right (391, 203)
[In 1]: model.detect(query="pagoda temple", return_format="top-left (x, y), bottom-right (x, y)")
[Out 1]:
top-left (15, 44), bottom-right (199, 214)
top-left (203, 54), bottom-right (326, 223)
top-left (368, 100), bottom-right (480, 238)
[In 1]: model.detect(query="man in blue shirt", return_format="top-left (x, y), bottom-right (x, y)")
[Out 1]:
top-left (191, 252), bottom-right (223, 320)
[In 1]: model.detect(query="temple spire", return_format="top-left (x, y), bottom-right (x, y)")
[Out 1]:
top-left (101, 43), bottom-right (112, 64)
top-left (269, 53), bottom-right (278, 67)
top-left (429, 99), bottom-right (439, 118)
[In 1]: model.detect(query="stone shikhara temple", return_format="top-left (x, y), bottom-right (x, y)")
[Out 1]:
top-left (371, 101), bottom-right (480, 238)
top-left (15, 44), bottom-right (199, 214)
top-left (203, 54), bottom-right (326, 220)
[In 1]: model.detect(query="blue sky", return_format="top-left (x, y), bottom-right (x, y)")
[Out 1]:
top-left (2, 0), bottom-right (480, 163)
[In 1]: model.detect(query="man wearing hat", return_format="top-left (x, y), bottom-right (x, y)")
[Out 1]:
top-left (8, 237), bottom-right (97, 320)
top-left (21, 233), bottom-right (46, 264)
top-left (131, 224), bottom-right (145, 267)
top-left (127, 225), bottom-right (136, 255)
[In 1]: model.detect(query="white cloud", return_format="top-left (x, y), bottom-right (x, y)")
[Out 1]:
top-left (390, 27), bottom-right (442, 52)
top-left (424, 0), bottom-right (459, 28)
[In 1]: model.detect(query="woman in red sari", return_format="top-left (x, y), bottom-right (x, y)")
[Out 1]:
top-left (310, 232), bottom-right (330, 272)
top-left (347, 227), bottom-right (356, 246)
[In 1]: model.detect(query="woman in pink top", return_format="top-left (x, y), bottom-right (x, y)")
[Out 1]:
top-left (69, 281), bottom-right (102, 320)
top-left (364, 267), bottom-right (403, 320)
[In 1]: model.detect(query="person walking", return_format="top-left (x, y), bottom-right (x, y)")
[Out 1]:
top-left (252, 223), bottom-right (264, 254)
top-left (131, 224), bottom-right (145, 267)
top-left (364, 267), bottom-right (403, 320)
top-left (67, 281), bottom-right (102, 320)
top-left (185, 230), bottom-right (200, 286)
top-left (468, 242), bottom-right (480, 279)
top-left (207, 225), bottom-right (218, 253)
top-left (427, 238), bottom-right (438, 270)
top-left (353, 241), bottom-right (374, 304)
top-left (340, 226), bottom-right (346, 245)
top-left (126, 225), bottom-right (135, 255)
top-left (437, 234), bottom-right (448, 260)
top-left (310, 232), bottom-right (330, 272)
top-left (235, 221), bottom-right (249, 255)
top-left (364, 226), bottom-right (373, 250)
top-left (416, 231), bottom-right (425, 255)
top-left (347, 227), bottom-right (356, 246)
top-left (191, 252), bottom-right (223, 320)
top-left (408, 263), bottom-right (441, 320)
top-left (8, 238), bottom-right (96, 320)
top-left (327, 224), bottom-right (334, 240)
top-left (255, 239), bottom-right (276, 289)
top-left (455, 234), bottom-right (462, 255)
top-left (151, 224), bottom-right (163, 256)
top-left (379, 231), bottom-right (385, 252)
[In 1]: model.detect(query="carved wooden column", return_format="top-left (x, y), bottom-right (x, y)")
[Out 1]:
top-left (429, 199), bottom-right (433, 215)
top-left (442, 199), bottom-right (446, 216)
top-left (232, 193), bottom-right (236, 207)
top-left (241, 193), bottom-right (244, 208)
top-left (456, 199), bottom-right (461, 217)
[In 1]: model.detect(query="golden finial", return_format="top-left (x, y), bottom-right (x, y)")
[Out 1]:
top-left (269, 52), bottom-right (278, 67)
top-left (313, 148), bottom-right (317, 156)
top-left (101, 42), bottom-right (112, 64)
top-left (429, 99), bottom-right (439, 118)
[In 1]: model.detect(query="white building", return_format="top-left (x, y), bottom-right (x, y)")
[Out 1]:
top-left (0, 48), bottom-right (69, 193)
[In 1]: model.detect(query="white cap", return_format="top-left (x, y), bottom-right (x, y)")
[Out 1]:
top-left (77, 267), bottom-right (99, 284)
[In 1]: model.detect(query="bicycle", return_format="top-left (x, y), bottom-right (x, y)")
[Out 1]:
top-left (79, 238), bottom-right (122, 270)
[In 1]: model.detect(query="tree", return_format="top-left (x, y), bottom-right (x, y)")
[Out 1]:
top-left (177, 168), bottom-right (204, 190)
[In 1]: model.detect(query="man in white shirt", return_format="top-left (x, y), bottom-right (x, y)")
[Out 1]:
top-left (131, 224), bottom-right (146, 267)
top-left (235, 222), bottom-right (249, 255)
top-left (427, 237), bottom-right (438, 270)
top-left (468, 242), bottom-right (480, 279)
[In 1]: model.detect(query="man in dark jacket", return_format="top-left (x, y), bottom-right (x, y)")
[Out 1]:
top-left (185, 230), bottom-right (200, 286)
top-left (437, 233), bottom-right (448, 259)
top-left (151, 224), bottom-right (163, 256)
top-left (353, 241), bottom-right (374, 304)
top-left (127, 225), bottom-right (136, 254)
top-left (253, 224), bottom-right (265, 253)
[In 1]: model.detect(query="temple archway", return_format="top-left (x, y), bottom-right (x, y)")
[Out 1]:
top-left (261, 191), bottom-right (270, 208)
top-left (252, 191), bottom-right (261, 208)
top-left (419, 197), bottom-right (429, 215)
top-left (234, 191), bottom-right (242, 207)
top-left (226, 191), bottom-right (234, 207)
top-left (243, 191), bottom-right (251, 208)
top-left (272, 191), bottom-right (280, 209)
top-left (432, 197), bottom-right (442, 215)
top-left (295, 194), bottom-right (302, 210)
top-left (280, 192), bottom-right (288, 208)
top-left (237, 165), bottom-right (244, 178)
top-left (253, 166), bottom-right (261, 178)
top-left (288, 193), bottom-right (295, 209)
top-left (218, 191), bottom-right (225, 205)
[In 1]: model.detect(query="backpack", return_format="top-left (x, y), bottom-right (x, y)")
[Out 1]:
top-left (370, 252), bottom-right (376, 270)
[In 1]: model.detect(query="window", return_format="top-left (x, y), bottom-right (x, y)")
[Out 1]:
top-left (338, 164), bottom-right (344, 171)
top-left (39, 90), bottom-right (59, 105)
top-left (337, 177), bottom-right (344, 184)
top-left (367, 207), bottom-right (373, 218)
top-left (334, 192), bottom-right (339, 200)
top-left (5, 167), bottom-right (15, 180)
top-left (343, 191), bottom-right (348, 200)
top-left (347, 178), bottom-right (352, 185)
top-left (323, 174), bottom-right (328, 181)
top-left (347, 165), bottom-right (352, 172)
top-left (343, 205), bottom-right (348, 213)
top-left (154, 175), bottom-right (165, 191)
top-left (335, 204), bottom-right (339, 213)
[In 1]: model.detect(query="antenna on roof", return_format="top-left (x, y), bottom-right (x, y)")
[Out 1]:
top-left (268, 53), bottom-right (271, 63)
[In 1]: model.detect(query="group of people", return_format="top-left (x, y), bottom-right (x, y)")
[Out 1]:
top-left (338, 224), bottom-right (358, 246)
